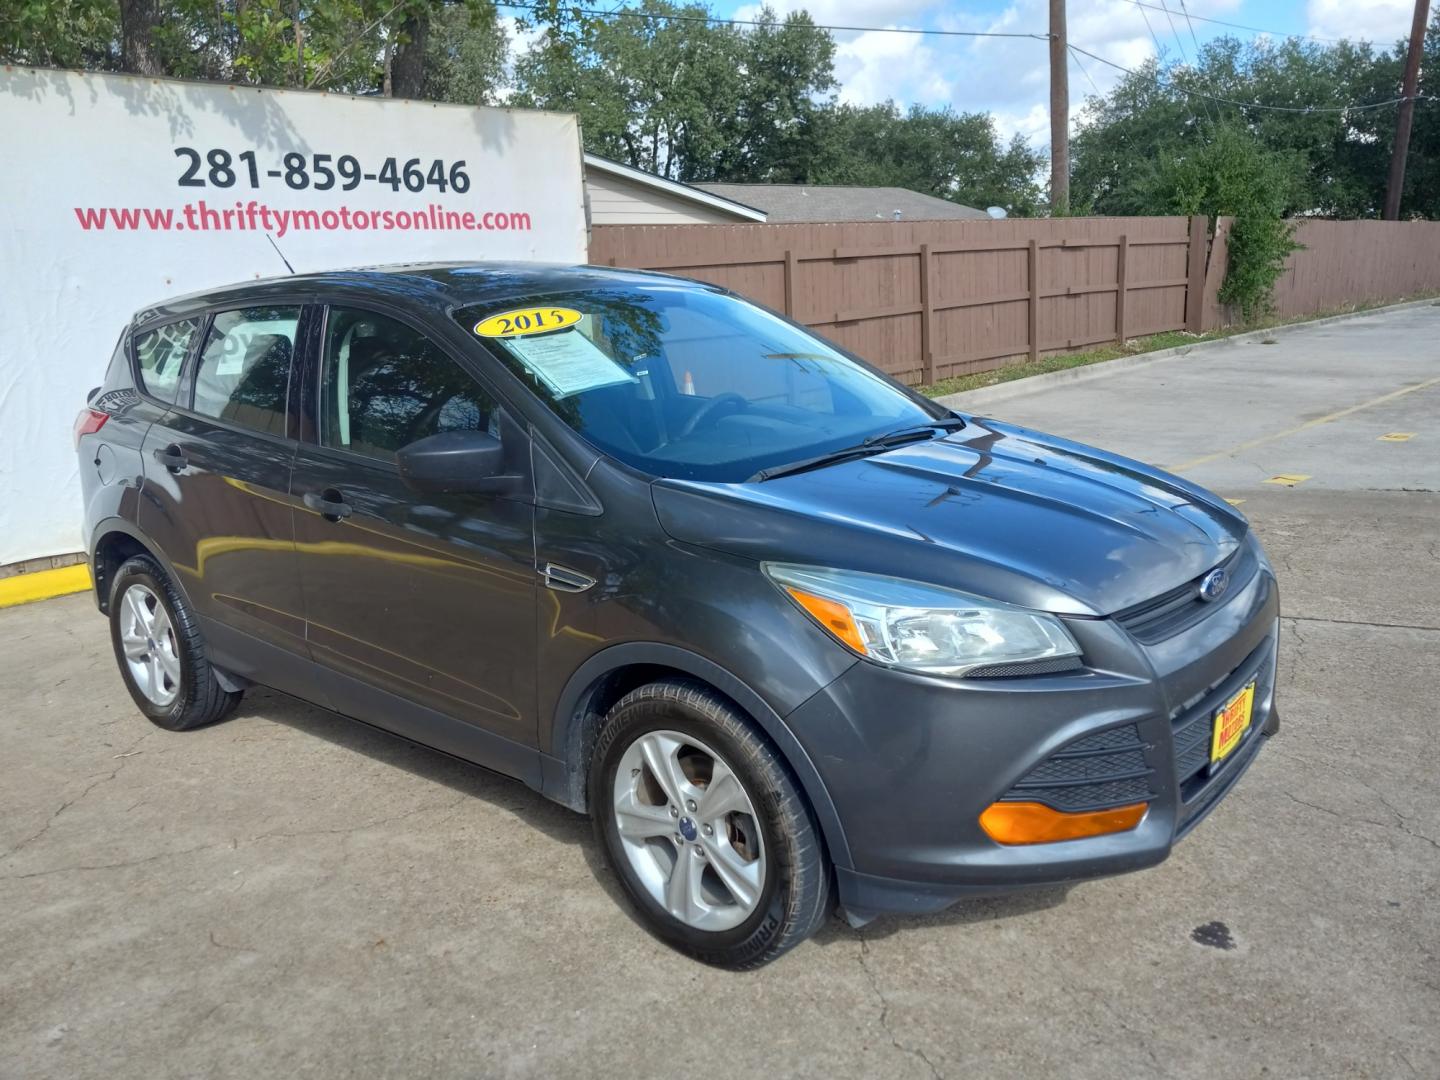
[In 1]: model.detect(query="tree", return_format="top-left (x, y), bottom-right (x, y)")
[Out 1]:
top-left (423, 2), bottom-right (508, 104)
top-left (1120, 122), bottom-right (1301, 319)
top-left (1070, 34), bottom-right (1410, 219)
top-left (816, 102), bottom-right (1046, 216)
top-left (0, 0), bottom-right (118, 70)
top-left (512, 1), bottom-right (834, 182)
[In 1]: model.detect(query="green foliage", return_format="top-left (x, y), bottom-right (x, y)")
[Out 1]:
top-left (423, 2), bottom-right (508, 105)
top-left (511, 1), bottom-right (1038, 211)
top-left (512, 2), bottom-right (834, 182)
top-left (1071, 23), bottom-right (1440, 221)
top-left (0, 0), bottom-right (118, 69)
top-left (815, 102), bottom-right (1046, 216)
top-left (1152, 124), bottom-right (1300, 319)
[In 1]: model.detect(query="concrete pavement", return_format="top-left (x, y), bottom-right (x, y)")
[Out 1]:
top-left (2, 304), bottom-right (1438, 1079)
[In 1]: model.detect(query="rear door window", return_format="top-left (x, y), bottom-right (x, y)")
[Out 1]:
top-left (133, 319), bottom-right (201, 403)
top-left (191, 306), bottom-right (301, 436)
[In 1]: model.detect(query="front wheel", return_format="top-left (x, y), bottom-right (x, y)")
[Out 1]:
top-left (591, 680), bottom-right (830, 968)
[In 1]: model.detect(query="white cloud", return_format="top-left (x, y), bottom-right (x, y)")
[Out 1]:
top-left (833, 29), bottom-right (952, 106)
top-left (1307, 0), bottom-right (1417, 44)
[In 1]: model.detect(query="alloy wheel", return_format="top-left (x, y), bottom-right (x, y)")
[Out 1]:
top-left (611, 729), bottom-right (767, 932)
top-left (118, 583), bottom-right (181, 707)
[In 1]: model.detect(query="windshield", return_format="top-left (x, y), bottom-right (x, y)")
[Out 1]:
top-left (454, 286), bottom-right (949, 482)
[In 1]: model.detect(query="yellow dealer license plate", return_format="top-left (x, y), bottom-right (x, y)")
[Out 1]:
top-left (1210, 682), bottom-right (1256, 765)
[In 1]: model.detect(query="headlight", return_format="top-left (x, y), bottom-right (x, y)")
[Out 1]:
top-left (764, 563), bottom-right (1080, 678)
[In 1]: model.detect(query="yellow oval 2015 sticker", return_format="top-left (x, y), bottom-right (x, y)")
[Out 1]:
top-left (473, 307), bottom-right (583, 338)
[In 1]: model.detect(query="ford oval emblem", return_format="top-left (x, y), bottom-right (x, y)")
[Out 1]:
top-left (1198, 568), bottom-right (1229, 603)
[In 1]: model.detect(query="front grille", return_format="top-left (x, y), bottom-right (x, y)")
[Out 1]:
top-left (1114, 543), bottom-right (1258, 644)
top-left (1170, 636), bottom-right (1274, 807)
top-left (1000, 724), bottom-right (1154, 812)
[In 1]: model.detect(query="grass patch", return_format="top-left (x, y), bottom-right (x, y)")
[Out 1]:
top-left (918, 292), bottom-right (1440, 400)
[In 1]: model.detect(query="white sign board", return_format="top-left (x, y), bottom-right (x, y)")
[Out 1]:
top-left (0, 67), bottom-right (587, 566)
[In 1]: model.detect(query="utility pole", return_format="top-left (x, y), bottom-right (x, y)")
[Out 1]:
top-left (1384, 0), bottom-right (1430, 220)
top-left (1049, 0), bottom-right (1069, 214)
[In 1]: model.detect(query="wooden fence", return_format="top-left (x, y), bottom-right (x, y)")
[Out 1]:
top-left (1270, 219), bottom-right (1440, 318)
top-left (589, 217), bottom-right (1207, 386)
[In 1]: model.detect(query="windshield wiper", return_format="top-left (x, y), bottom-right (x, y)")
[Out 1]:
top-left (862, 417), bottom-right (967, 445)
top-left (748, 417), bottom-right (966, 482)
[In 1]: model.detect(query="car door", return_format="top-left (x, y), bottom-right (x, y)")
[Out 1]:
top-left (138, 301), bottom-right (314, 695)
top-left (289, 303), bottom-right (538, 776)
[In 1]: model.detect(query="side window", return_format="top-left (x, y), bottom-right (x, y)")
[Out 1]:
top-left (321, 307), bottom-right (497, 464)
top-left (133, 319), bottom-right (201, 403)
top-left (192, 306), bottom-right (301, 436)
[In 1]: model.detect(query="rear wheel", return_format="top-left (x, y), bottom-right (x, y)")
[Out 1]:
top-left (108, 555), bottom-right (241, 731)
top-left (591, 679), bottom-right (830, 968)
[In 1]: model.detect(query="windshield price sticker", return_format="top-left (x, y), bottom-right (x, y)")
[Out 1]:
top-left (501, 331), bottom-right (636, 398)
top-left (473, 307), bottom-right (583, 338)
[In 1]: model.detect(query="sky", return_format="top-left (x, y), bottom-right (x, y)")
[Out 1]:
top-left (665, 0), bottom-right (1425, 145)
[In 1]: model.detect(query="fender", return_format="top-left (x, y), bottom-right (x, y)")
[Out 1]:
top-left (541, 641), bottom-right (853, 871)
top-left (87, 515), bottom-right (194, 614)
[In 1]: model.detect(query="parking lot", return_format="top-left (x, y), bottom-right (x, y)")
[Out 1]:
top-left (2, 303), bottom-right (1437, 1079)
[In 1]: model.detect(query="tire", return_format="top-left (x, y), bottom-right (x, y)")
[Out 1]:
top-left (590, 679), bottom-right (830, 969)
top-left (108, 554), bottom-right (242, 731)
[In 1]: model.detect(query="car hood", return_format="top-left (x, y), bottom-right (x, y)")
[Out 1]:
top-left (650, 416), bottom-right (1247, 617)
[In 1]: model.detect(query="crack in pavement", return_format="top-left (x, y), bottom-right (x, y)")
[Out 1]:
top-left (857, 935), bottom-right (943, 1079)
top-left (0, 730), bottom-right (153, 863)
top-left (1281, 614), bottom-right (1440, 633)
top-left (0, 794), bottom-right (471, 882)
top-left (1281, 792), bottom-right (1440, 852)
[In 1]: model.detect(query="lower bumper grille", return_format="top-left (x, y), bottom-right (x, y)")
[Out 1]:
top-left (1170, 634), bottom-right (1277, 812)
top-left (999, 724), bottom-right (1155, 813)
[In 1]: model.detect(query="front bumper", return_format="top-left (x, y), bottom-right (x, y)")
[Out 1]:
top-left (783, 558), bottom-right (1280, 921)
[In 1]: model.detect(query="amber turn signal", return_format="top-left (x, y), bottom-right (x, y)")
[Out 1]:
top-left (979, 800), bottom-right (1148, 845)
top-left (785, 586), bottom-right (868, 655)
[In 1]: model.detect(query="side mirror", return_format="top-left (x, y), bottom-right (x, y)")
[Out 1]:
top-left (396, 429), bottom-right (523, 496)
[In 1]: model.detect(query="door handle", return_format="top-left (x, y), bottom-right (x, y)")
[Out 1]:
top-left (303, 488), bottom-right (353, 522)
top-left (153, 444), bottom-right (188, 473)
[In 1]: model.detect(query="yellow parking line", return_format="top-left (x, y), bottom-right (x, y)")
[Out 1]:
top-left (1378, 432), bottom-right (1416, 442)
top-left (1265, 474), bottom-right (1311, 487)
top-left (0, 564), bottom-right (92, 609)
top-left (1167, 375), bottom-right (1440, 473)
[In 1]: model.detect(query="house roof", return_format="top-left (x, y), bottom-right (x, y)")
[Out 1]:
top-left (582, 155), bottom-right (768, 222)
top-left (693, 183), bottom-right (991, 223)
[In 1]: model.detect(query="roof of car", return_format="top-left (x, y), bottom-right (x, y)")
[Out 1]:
top-left (133, 262), bottom-right (704, 325)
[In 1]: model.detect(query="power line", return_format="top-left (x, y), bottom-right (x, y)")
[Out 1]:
top-left (1068, 42), bottom-right (1440, 113)
top-left (1124, 0), bottom-right (1348, 44)
top-left (496, 3), bottom-right (1052, 40)
top-left (1158, 0), bottom-right (1215, 123)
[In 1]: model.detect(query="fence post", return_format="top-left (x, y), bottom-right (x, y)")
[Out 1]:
top-left (1185, 215), bottom-right (1208, 333)
top-left (1028, 238), bottom-right (1040, 361)
top-left (783, 249), bottom-right (797, 317)
top-left (919, 244), bottom-right (934, 384)
top-left (1116, 234), bottom-right (1129, 342)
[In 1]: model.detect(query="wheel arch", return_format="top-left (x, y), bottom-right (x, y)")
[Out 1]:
top-left (542, 642), bottom-right (853, 871)
top-left (88, 518), bottom-right (188, 616)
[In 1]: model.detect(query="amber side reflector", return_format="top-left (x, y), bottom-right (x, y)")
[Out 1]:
top-left (786, 587), bottom-right (867, 655)
top-left (979, 800), bottom-right (1148, 845)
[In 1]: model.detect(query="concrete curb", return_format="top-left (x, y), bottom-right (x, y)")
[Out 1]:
top-left (0, 564), bottom-right (92, 609)
top-left (934, 297), bottom-right (1440, 412)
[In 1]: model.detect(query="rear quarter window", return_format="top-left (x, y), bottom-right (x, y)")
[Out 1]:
top-left (133, 319), bottom-right (202, 403)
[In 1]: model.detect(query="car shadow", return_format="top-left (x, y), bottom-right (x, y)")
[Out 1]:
top-left (234, 687), bottom-right (640, 913)
top-left (237, 687), bottom-right (1074, 948)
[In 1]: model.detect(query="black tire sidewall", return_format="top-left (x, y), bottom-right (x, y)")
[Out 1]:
top-left (592, 690), bottom-right (808, 964)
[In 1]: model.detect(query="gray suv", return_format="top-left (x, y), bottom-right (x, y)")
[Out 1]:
top-left (76, 264), bottom-right (1279, 968)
